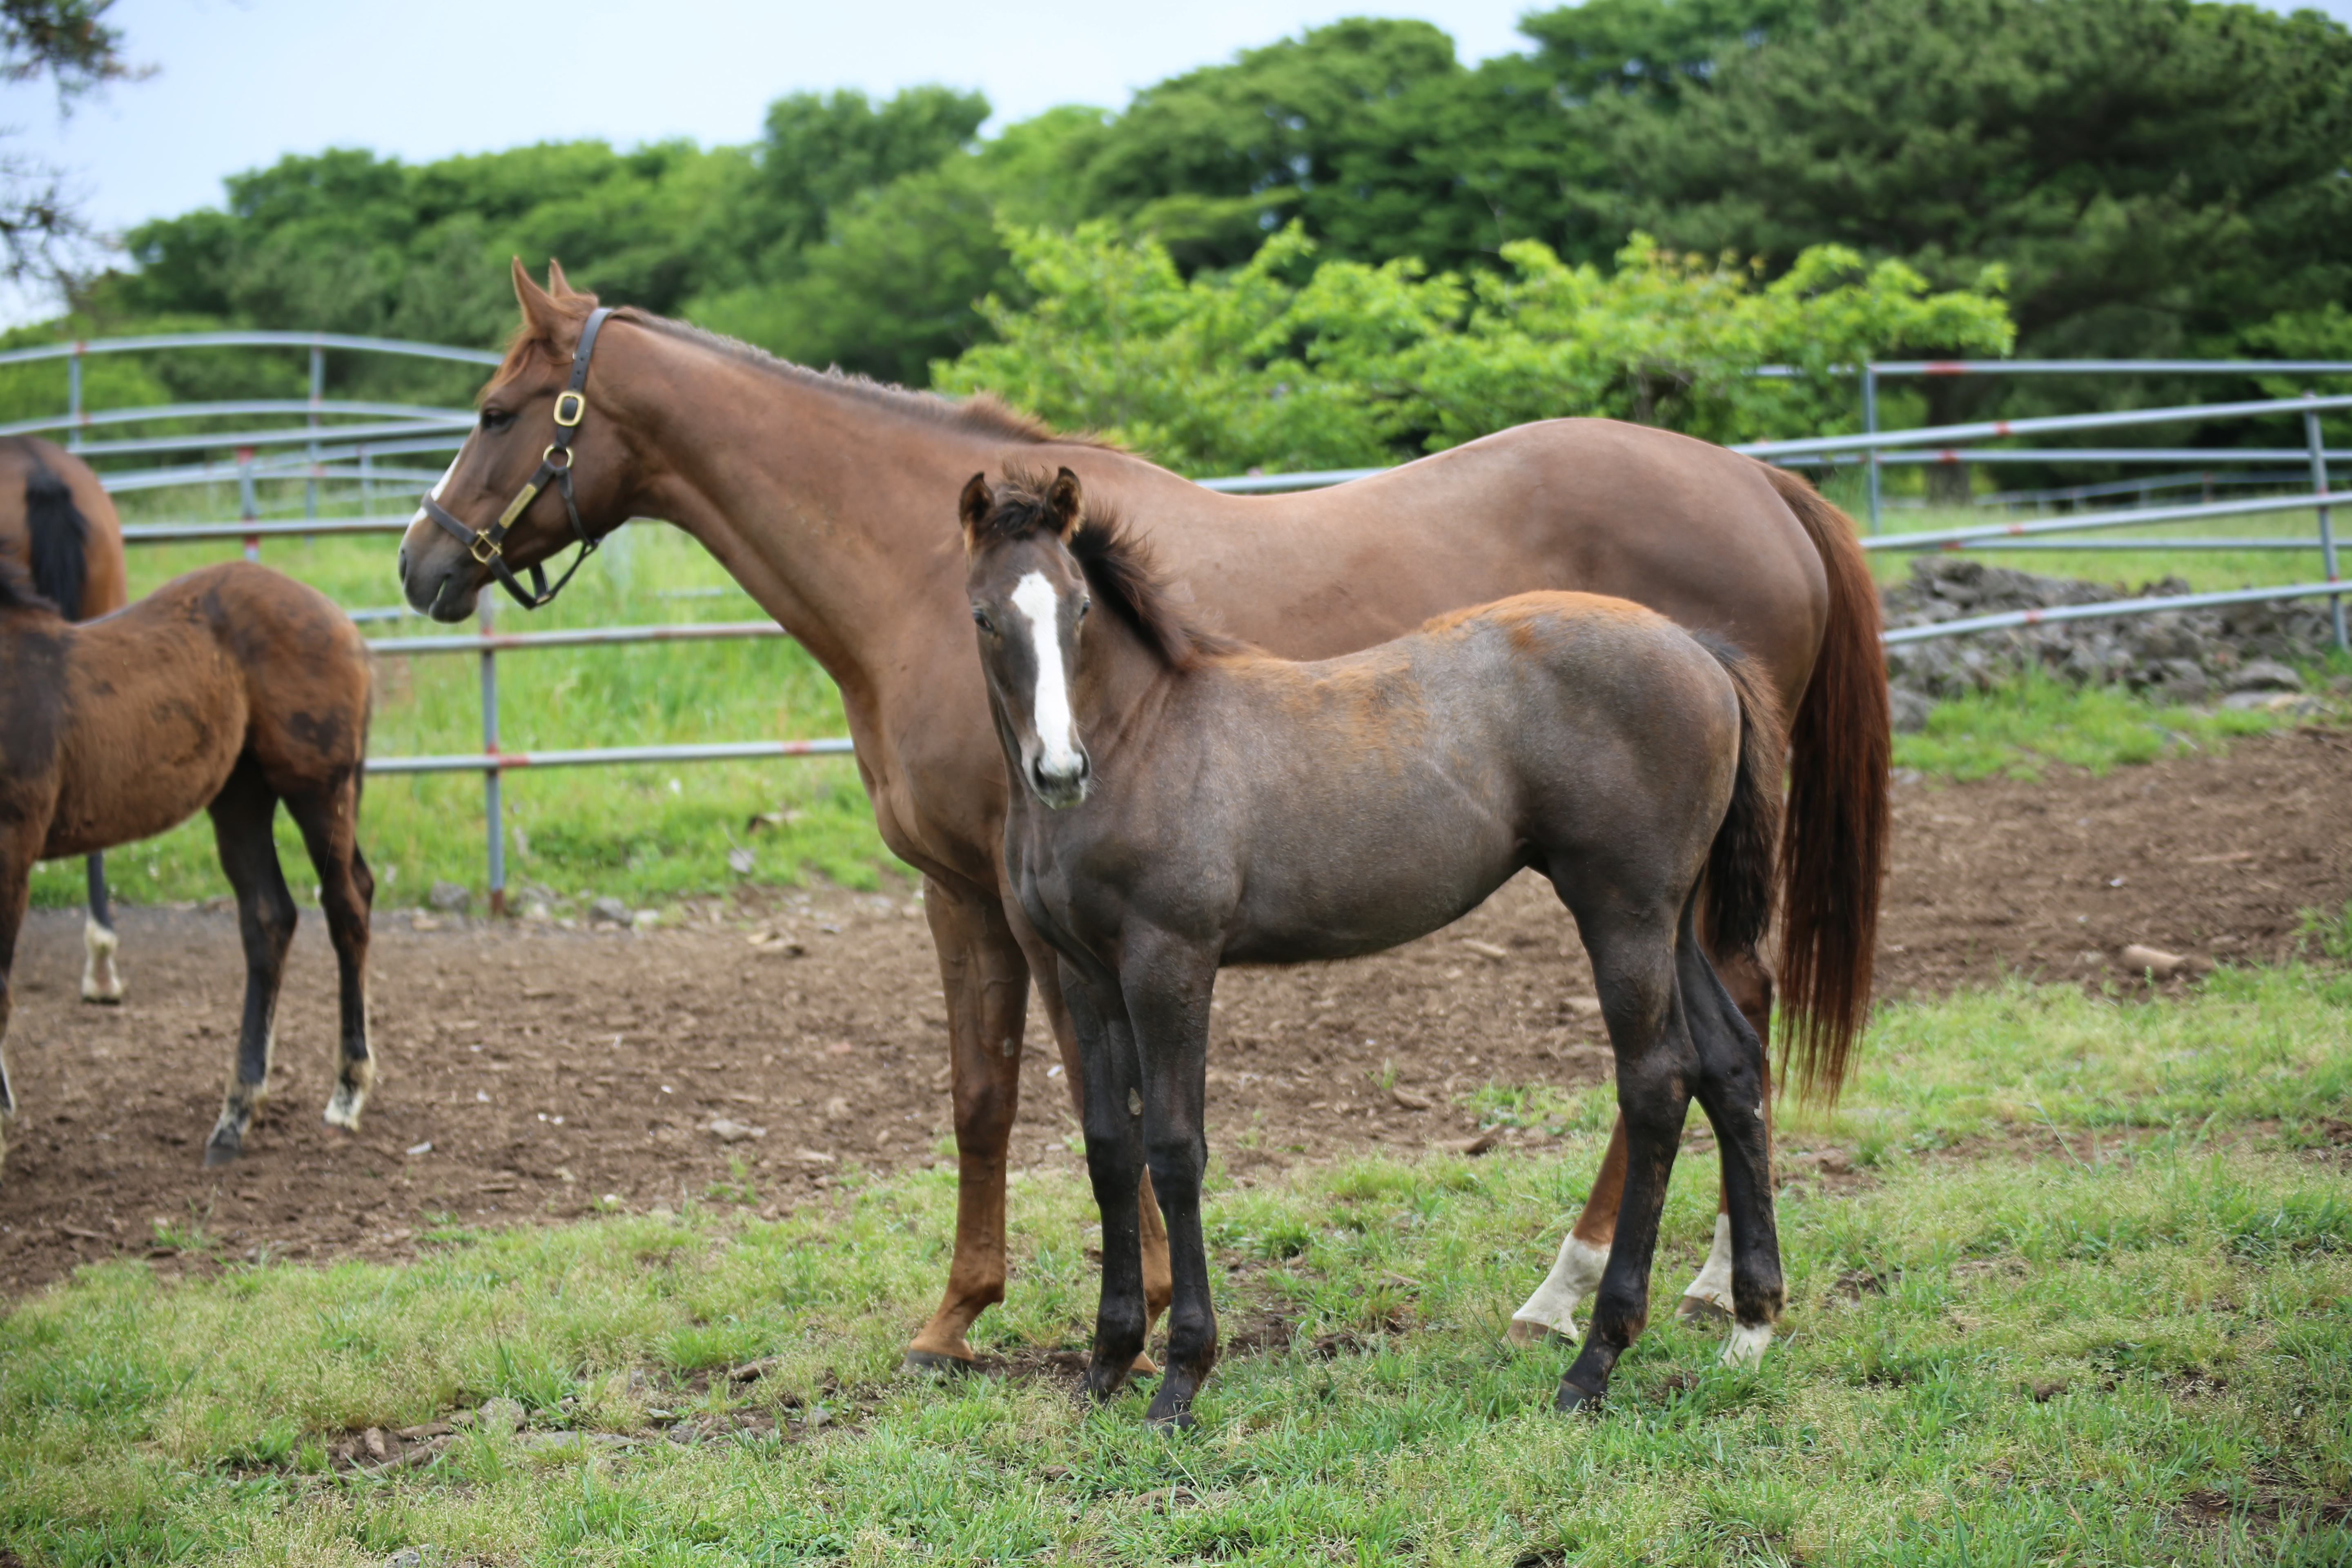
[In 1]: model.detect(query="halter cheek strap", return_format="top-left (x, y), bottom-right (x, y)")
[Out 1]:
top-left (421, 304), bottom-right (613, 610)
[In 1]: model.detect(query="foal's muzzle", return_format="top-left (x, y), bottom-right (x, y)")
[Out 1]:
top-left (1030, 751), bottom-right (1091, 809)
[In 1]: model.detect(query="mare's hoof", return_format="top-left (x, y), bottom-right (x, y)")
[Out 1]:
top-left (902, 1349), bottom-right (977, 1376)
top-left (80, 990), bottom-right (123, 1007)
top-left (1146, 1406), bottom-right (1197, 1432)
top-left (1508, 1315), bottom-right (1574, 1348)
top-left (1676, 1294), bottom-right (1733, 1325)
top-left (1552, 1376), bottom-right (1603, 1414)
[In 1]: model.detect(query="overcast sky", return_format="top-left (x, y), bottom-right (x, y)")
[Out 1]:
top-left (3, 0), bottom-right (2346, 319)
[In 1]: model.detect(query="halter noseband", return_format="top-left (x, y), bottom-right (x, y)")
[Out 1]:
top-left (420, 304), bottom-right (613, 610)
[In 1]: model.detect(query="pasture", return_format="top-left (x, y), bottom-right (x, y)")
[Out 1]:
top-left (0, 475), bottom-right (2347, 1564)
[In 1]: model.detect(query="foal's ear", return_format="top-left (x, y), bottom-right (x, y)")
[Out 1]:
top-left (1046, 467), bottom-right (1084, 542)
top-left (511, 257), bottom-right (568, 342)
top-left (958, 472), bottom-right (993, 552)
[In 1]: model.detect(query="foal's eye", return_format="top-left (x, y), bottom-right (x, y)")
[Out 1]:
top-left (1076, 596), bottom-right (1091, 619)
top-left (971, 608), bottom-right (993, 633)
top-left (480, 407), bottom-right (516, 433)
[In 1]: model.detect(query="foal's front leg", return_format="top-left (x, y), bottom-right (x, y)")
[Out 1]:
top-left (204, 768), bottom-right (297, 1166)
top-left (80, 851), bottom-right (121, 1004)
top-left (1121, 934), bottom-right (1222, 1428)
top-left (1060, 961), bottom-right (1153, 1403)
top-left (0, 844), bottom-right (32, 1175)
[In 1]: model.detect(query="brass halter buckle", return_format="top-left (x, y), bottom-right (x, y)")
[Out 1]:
top-left (469, 530), bottom-right (503, 564)
top-left (553, 390), bottom-right (586, 427)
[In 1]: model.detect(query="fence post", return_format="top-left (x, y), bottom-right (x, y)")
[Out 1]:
top-left (1862, 363), bottom-right (1882, 534)
top-left (480, 598), bottom-right (507, 916)
top-left (359, 445), bottom-right (372, 512)
top-left (2306, 392), bottom-right (2348, 653)
top-left (306, 344), bottom-right (324, 520)
top-left (65, 343), bottom-right (83, 453)
top-left (236, 447), bottom-right (259, 561)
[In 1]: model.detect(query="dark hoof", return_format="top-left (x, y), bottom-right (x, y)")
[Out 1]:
top-left (202, 1138), bottom-right (241, 1168)
top-left (901, 1349), bottom-right (977, 1376)
top-left (1676, 1294), bottom-right (1734, 1325)
top-left (1146, 1406), bottom-right (1197, 1432)
top-left (1553, 1376), bottom-right (1603, 1414)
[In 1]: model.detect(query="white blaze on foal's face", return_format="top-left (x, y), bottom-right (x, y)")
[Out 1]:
top-left (1011, 569), bottom-right (1086, 799)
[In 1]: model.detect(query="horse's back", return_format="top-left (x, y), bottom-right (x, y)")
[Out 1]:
top-left (42, 564), bottom-right (368, 855)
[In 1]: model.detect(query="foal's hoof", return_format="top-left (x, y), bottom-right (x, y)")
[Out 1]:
top-left (1145, 1405), bottom-right (1197, 1432)
top-left (202, 1139), bottom-right (241, 1168)
top-left (1676, 1294), bottom-right (1733, 1325)
top-left (1130, 1351), bottom-right (1160, 1375)
top-left (902, 1349), bottom-right (978, 1376)
top-left (79, 988), bottom-right (123, 1007)
top-left (1552, 1375), bottom-right (1604, 1414)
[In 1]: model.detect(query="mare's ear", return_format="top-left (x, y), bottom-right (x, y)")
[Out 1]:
top-left (958, 472), bottom-right (993, 553)
top-left (1046, 466), bottom-right (1084, 541)
top-left (511, 256), bottom-right (570, 343)
top-left (546, 258), bottom-right (576, 298)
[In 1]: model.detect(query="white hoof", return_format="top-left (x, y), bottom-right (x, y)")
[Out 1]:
top-left (323, 1084), bottom-right (366, 1131)
top-left (80, 920), bottom-right (122, 1004)
top-left (1719, 1321), bottom-right (1773, 1369)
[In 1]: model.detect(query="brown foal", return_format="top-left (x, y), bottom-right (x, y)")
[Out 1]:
top-left (0, 559), bottom-right (378, 1175)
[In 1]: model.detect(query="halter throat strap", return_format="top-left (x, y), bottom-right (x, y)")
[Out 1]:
top-left (422, 304), bottom-right (614, 610)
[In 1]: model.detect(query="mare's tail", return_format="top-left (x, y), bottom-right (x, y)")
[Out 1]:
top-left (23, 449), bottom-right (90, 620)
top-left (1757, 463), bottom-right (1889, 1102)
top-left (1695, 639), bottom-right (1786, 981)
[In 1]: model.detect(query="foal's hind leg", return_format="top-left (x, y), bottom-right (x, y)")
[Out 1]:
top-left (1677, 943), bottom-right (1774, 1325)
top-left (1678, 933), bottom-right (1784, 1365)
top-left (284, 782), bottom-right (375, 1132)
top-left (80, 852), bottom-right (121, 1003)
top-left (204, 762), bottom-right (297, 1166)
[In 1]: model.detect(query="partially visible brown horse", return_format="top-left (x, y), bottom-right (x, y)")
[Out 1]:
top-left (394, 264), bottom-right (1889, 1373)
top-left (0, 559), bottom-right (379, 1175)
top-left (0, 436), bottom-right (131, 1003)
top-left (962, 468), bottom-right (1786, 1425)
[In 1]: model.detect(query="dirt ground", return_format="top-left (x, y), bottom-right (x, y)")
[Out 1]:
top-left (1, 725), bottom-right (2345, 1294)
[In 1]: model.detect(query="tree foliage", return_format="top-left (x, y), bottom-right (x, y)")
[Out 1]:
top-left (935, 222), bottom-right (2013, 474)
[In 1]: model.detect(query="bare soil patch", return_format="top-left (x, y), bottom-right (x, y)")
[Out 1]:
top-left (1, 727), bottom-right (2344, 1294)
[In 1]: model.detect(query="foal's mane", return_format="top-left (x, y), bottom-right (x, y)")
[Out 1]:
top-left (494, 286), bottom-right (1113, 449)
top-left (975, 468), bottom-right (1246, 673)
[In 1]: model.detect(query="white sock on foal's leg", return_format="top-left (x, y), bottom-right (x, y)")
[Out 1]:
top-left (1508, 1233), bottom-right (1610, 1346)
top-left (1679, 1212), bottom-right (1735, 1317)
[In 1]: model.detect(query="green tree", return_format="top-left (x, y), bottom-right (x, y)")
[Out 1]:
top-left (936, 221), bottom-right (2013, 475)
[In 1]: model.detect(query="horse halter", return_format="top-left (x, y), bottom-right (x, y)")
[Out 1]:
top-left (420, 305), bottom-right (613, 610)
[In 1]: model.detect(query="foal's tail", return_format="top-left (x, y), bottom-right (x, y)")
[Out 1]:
top-left (1695, 639), bottom-right (1786, 987)
top-left (22, 446), bottom-right (90, 620)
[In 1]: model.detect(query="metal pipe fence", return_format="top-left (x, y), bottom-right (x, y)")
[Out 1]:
top-left (57, 328), bottom-right (2349, 904)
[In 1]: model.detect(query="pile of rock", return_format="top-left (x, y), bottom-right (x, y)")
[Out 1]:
top-left (1880, 557), bottom-right (2333, 731)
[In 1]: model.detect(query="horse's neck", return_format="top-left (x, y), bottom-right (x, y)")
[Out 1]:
top-left (606, 331), bottom-right (999, 717)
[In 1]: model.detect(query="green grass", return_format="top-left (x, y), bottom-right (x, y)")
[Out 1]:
top-left (3, 963), bottom-right (2347, 1565)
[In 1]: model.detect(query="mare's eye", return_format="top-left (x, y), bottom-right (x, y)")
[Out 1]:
top-left (972, 608), bottom-right (994, 633)
top-left (480, 407), bottom-right (516, 433)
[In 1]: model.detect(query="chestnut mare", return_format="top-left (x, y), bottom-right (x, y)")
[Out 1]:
top-left (0, 559), bottom-right (379, 1176)
top-left (0, 437), bottom-right (131, 1004)
top-left (962, 468), bottom-right (1785, 1425)
top-left (395, 264), bottom-right (1888, 1372)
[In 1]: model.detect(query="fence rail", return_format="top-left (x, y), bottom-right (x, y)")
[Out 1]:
top-left (56, 329), bottom-right (2350, 904)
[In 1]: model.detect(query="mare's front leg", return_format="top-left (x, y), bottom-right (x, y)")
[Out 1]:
top-left (284, 783), bottom-right (376, 1132)
top-left (1121, 933), bottom-right (1223, 1429)
top-left (204, 763), bottom-right (297, 1167)
top-left (1554, 902), bottom-right (1695, 1412)
top-left (906, 873), bottom-right (1034, 1370)
top-left (1060, 960), bottom-right (1153, 1403)
top-left (80, 851), bottom-right (120, 1004)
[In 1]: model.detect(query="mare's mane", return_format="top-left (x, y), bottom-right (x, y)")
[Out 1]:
top-left (493, 289), bottom-right (1109, 449)
top-left (975, 468), bottom-right (1247, 673)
